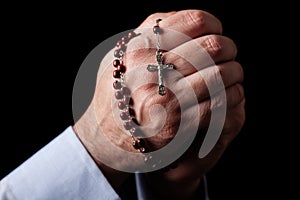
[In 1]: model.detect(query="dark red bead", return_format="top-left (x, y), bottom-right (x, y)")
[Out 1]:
top-left (113, 80), bottom-right (122, 89)
top-left (113, 59), bottom-right (120, 68)
top-left (114, 49), bottom-right (122, 58)
top-left (139, 147), bottom-right (146, 153)
top-left (119, 45), bottom-right (126, 52)
top-left (133, 140), bottom-right (140, 149)
top-left (118, 102), bottom-right (126, 110)
top-left (116, 40), bottom-right (122, 48)
top-left (128, 32), bottom-right (136, 39)
top-left (115, 91), bottom-right (123, 99)
top-left (120, 87), bottom-right (130, 95)
top-left (132, 138), bottom-right (145, 149)
top-left (120, 112), bottom-right (130, 120)
top-left (122, 36), bottom-right (129, 44)
top-left (113, 70), bottom-right (121, 78)
top-left (129, 98), bottom-right (133, 105)
top-left (122, 96), bottom-right (130, 105)
top-left (144, 155), bottom-right (153, 163)
top-left (153, 25), bottom-right (160, 34)
top-left (117, 64), bottom-right (126, 73)
top-left (137, 138), bottom-right (145, 146)
top-left (124, 121), bottom-right (133, 130)
top-left (124, 110), bottom-right (130, 116)
top-left (129, 108), bottom-right (135, 116)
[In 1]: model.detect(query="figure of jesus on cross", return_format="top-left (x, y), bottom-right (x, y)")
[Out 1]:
top-left (147, 50), bottom-right (175, 96)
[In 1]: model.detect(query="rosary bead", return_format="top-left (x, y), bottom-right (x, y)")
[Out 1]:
top-left (112, 30), bottom-right (148, 153)
top-left (153, 25), bottom-right (160, 34)
top-left (120, 112), bottom-right (130, 120)
top-left (117, 64), bottom-right (126, 73)
top-left (115, 91), bottom-right (124, 99)
top-left (124, 120), bottom-right (133, 130)
top-left (139, 147), bottom-right (146, 153)
top-left (120, 87), bottom-right (130, 95)
top-left (113, 80), bottom-right (122, 89)
top-left (113, 59), bottom-right (120, 68)
top-left (114, 49), bottom-right (122, 58)
top-left (128, 31), bottom-right (136, 39)
top-left (122, 35), bottom-right (129, 44)
top-left (122, 96), bottom-right (130, 105)
top-left (118, 101), bottom-right (126, 110)
top-left (132, 138), bottom-right (146, 151)
top-left (113, 70), bottom-right (121, 78)
top-left (116, 40), bottom-right (124, 49)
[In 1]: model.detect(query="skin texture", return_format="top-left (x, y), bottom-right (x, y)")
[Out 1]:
top-left (73, 9), bottom-right (245, 199)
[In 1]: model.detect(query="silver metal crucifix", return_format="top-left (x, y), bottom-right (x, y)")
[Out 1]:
top-left (147, 51), bottom-right (174, 96)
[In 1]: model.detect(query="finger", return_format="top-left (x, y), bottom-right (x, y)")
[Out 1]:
top-left (165, 35), bottom-right (237, 77)
top-left (139, 9), bottom-right (222, 38)
top-left (223, 84), bottom-right (245, 109)
top-left (174, 61), bottom-right (244, 105)
top-left (129, 9), bottom-right (223, 66)
top-left (181, 83), bottom-right (245, 133)
top-left (210, 98), bottom-right (245, 156)
top-left (178, 95), bottom-right (245, 163)
top-left (222, 98), bottom-right (246, 139)
top-left (198, 35), bottom-right (237, 63)
top-left (138, 11), bottom-right (177, 28)
top-left (194, 100), bottom-right (245, 163)
top-left (132, 10), bottom-right (223, 52)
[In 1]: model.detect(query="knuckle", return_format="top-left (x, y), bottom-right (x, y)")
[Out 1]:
top-left (225, 83), bottom-right (245, 109)
top-left (228, 38), bottom-right (238, 58)
top-left (234, 61), bottom-right (244, 82)
top-left (201, 36), bottom-right (238, 61)
top-left (185, 10), bottom-right (222, 33)
top-left (224, 84), bottom-right (245, 114)
top-left (219, 110), bottom-right (245, 148)
top-left (146, 13), bottom-right (157, 21)
top-left (202, 35), bottom-right (223, 58)
top-left (234, 83), bottom-right (245, 103)
top-left (227, 104), bottom-right (245, 135)
top-left (199, 101), bottom-right (212, 126)
top-left (185, 10), bottom-right (206, 27)
top-left (146, 13), bottom-right (162, 23)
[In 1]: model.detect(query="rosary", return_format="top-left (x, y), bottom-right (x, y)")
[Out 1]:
top-left (147, 19), bottom-right (175, 95)
top-left (112, 19), bottom-right (175, 153)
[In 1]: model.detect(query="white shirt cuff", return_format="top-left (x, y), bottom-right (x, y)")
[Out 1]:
top-left (0, 126), bottom-right (120, 200)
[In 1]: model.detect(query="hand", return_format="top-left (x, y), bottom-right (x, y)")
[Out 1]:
top-left (73, 9), bottom-right (245, 198)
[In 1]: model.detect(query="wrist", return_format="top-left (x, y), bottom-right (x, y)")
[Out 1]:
top-left (73, 104), bottom-right (130, 190)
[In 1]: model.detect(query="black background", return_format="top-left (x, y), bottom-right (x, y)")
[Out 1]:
top-left (1, 1), bottom-right (292, 199)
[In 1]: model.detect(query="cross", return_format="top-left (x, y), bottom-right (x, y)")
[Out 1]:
top-left (147, 51), bottom-right (174, 96)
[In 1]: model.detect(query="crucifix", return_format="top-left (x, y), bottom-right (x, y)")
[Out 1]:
top-left (147, 50), bottom-right (175, 96)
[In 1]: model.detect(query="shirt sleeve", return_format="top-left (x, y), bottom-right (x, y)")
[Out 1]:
top-left (0, 126), bottom-right (121, 200)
